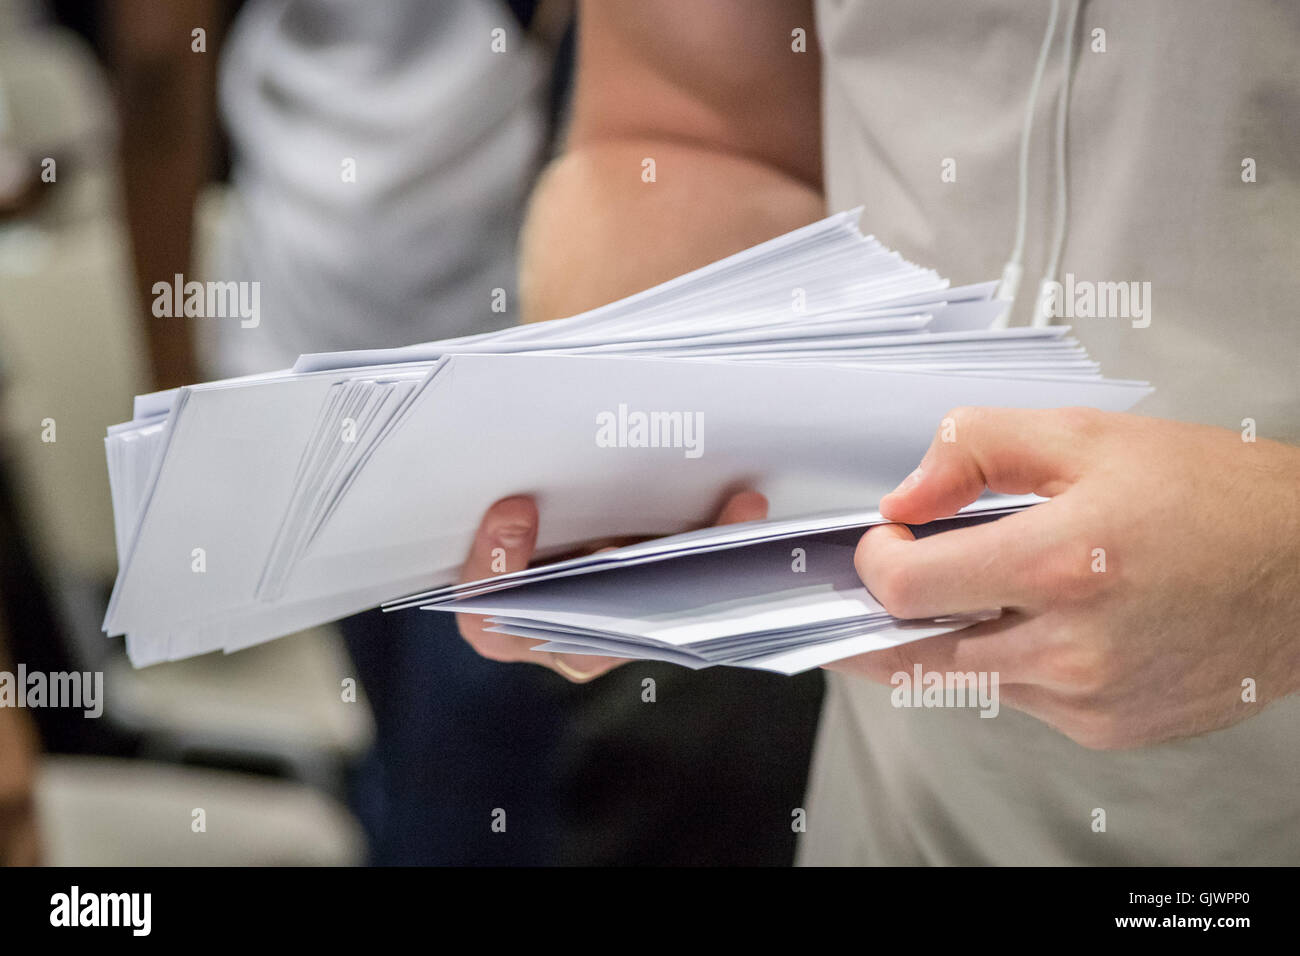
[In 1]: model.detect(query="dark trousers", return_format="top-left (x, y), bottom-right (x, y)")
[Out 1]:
top-left (342, 607), bottom-right (824, 865)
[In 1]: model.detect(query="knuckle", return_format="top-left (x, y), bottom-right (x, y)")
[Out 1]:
top-left (944, 405), bottom-right (980, 433)
top-left (1043, 645), bottom-right (1110, 693)
top-left (844, 642), bottom-right (913, 685)
top-left (1038, 537), bottom-right (1111, 604)
top-left (870, 564), bottom-right (922, 618)
top-left (1024, 504), bottom-right (1119, 606)
top-left (871, 644), bottom-right (916, 684)
top-left (1056, 405), bottom-right (1104, 439)
top-left (1060, 557), bottom-right (1105, 603)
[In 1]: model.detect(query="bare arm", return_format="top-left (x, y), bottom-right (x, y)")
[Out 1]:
top-left (107, 0), bottom-right (220, 390)
top-left (520, 0), bottom-right (825, 323)
top-left (460, 2), bottom-right (822, 678)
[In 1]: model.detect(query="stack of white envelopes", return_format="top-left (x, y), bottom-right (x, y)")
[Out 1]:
top-left (103, 210), bottom-right (1151, 668)
top-left (389, 497), bottom-right (1031, 674)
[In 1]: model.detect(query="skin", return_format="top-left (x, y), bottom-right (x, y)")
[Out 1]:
top-left (457, 491), bottom-right (769, 681)
top-left (454, 2), bottom-right (1300, 748)
top-left (110, 0), bottom-right (221, 391)
top-left (110, 1), bottom-right (576, 392)
top-left (837, 407), bottom-right (1300, 750)
top-left (457, 1), bottom-right (820, 680)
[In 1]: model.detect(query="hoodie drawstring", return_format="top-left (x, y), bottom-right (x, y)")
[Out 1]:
top-left (995, 0), bottom-right (1083, 329)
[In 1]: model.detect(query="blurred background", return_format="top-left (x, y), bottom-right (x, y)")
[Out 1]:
top-left (0, 0), bottom-right (824, 865)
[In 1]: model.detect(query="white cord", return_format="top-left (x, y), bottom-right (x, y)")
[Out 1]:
top-left (993, 0), bottom-right (1061, 329)
top-left (1034, 0), bottom-right (1082, 328)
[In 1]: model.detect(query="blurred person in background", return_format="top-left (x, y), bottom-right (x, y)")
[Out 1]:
top-left (0, 0), bottom-right (139, 865)
top-left (108, 0), bottom-right (824, 865)
top-left (0, 8), bottom-right (44, 867)
top-left (111, 0), bottom-right (569, 866)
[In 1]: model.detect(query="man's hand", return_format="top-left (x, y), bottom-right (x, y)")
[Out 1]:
top-left (836, 407), bottom-right (1300, 750)
top-left (457, 490), bottom-right (769, 682)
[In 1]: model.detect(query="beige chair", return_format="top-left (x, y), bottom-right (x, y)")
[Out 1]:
top-left (107, 626), bottom-right (374, 793)
top-left (0, 25), bottom-right (145, 583)
top-left (36, 754), bottom-right (366, 866)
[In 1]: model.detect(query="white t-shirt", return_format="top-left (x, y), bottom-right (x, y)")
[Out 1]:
top-left (210, 0), bottom-right (546, 377)
top-left (801, 0), bottom-right (1300, 865)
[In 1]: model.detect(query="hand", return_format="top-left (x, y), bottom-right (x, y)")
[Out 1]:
top-left (833, 407), bottom-right (1300, 750)
top-left (457, 490), bottom-right (769, 682)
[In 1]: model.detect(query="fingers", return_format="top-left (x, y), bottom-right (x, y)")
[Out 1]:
top-left (460, 495), bottom-right (539, 585)
top-left (879, 406), bottom-right (1093, 525)
top-left (456, 496), bottom-right (543, 663)
top-left (826, 622), bottom-right (1110, 746)
top-left (539, 491), bottom-right (763, 678)
top-left (456, 495), bottom-right (626, 680)
top-left (824, 612), bottom-right (1044, 686)
top-left (455, 490), bottom-right (767, 682)
top-left (714, 489), bottom-right (769, 525)
top-left (854, 505), bottom-right (1065, 617)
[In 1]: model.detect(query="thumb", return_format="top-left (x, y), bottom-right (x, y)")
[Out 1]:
top-left (461, 495), bottom-right (538, 583)
top-left (457, 496), bottom-right (625, 681)
top-left (880, 407), bottom-right (1086, 524)
top-left (713, 489), bottom-right (769, 525)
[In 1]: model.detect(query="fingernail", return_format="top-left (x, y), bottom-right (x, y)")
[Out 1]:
top-left (551, 653), bottom-right (619, 682)
top-left (887, 466), bottom-right (923, 497)
top-left (493, 523), bottom-right (533, 547)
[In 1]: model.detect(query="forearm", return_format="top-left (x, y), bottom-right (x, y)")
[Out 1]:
top-left (109, 0), bottom-right (218, 389)
top-left (520, 0), bottom-right (823, 324)
top-left (119, 94), bottom-right (204, 391)
top-left (519, 140), bottom-right (823, 323)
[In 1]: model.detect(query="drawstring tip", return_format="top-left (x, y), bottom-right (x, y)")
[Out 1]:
top-left (991, 261), bottom-right (1023, 328)
top-left (996, 260), bottom-right (1023, 303)
top-left (1032, 277), bottom-right (1058, 328)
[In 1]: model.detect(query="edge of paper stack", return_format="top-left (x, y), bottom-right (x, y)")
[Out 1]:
top-left (104, 209), bottom-right (1151, 669)
top-left (387, 496), bottom-right (1038, 675)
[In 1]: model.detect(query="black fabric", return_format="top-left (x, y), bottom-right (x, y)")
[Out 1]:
top-left (504, 0), bottom-right (542, 30)
top-left (0, 451), bottom-right (133, 757)
top-left (342, 603), bottom-right (825, 865)
top-left (552, 664), bottom-right (825, 866)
